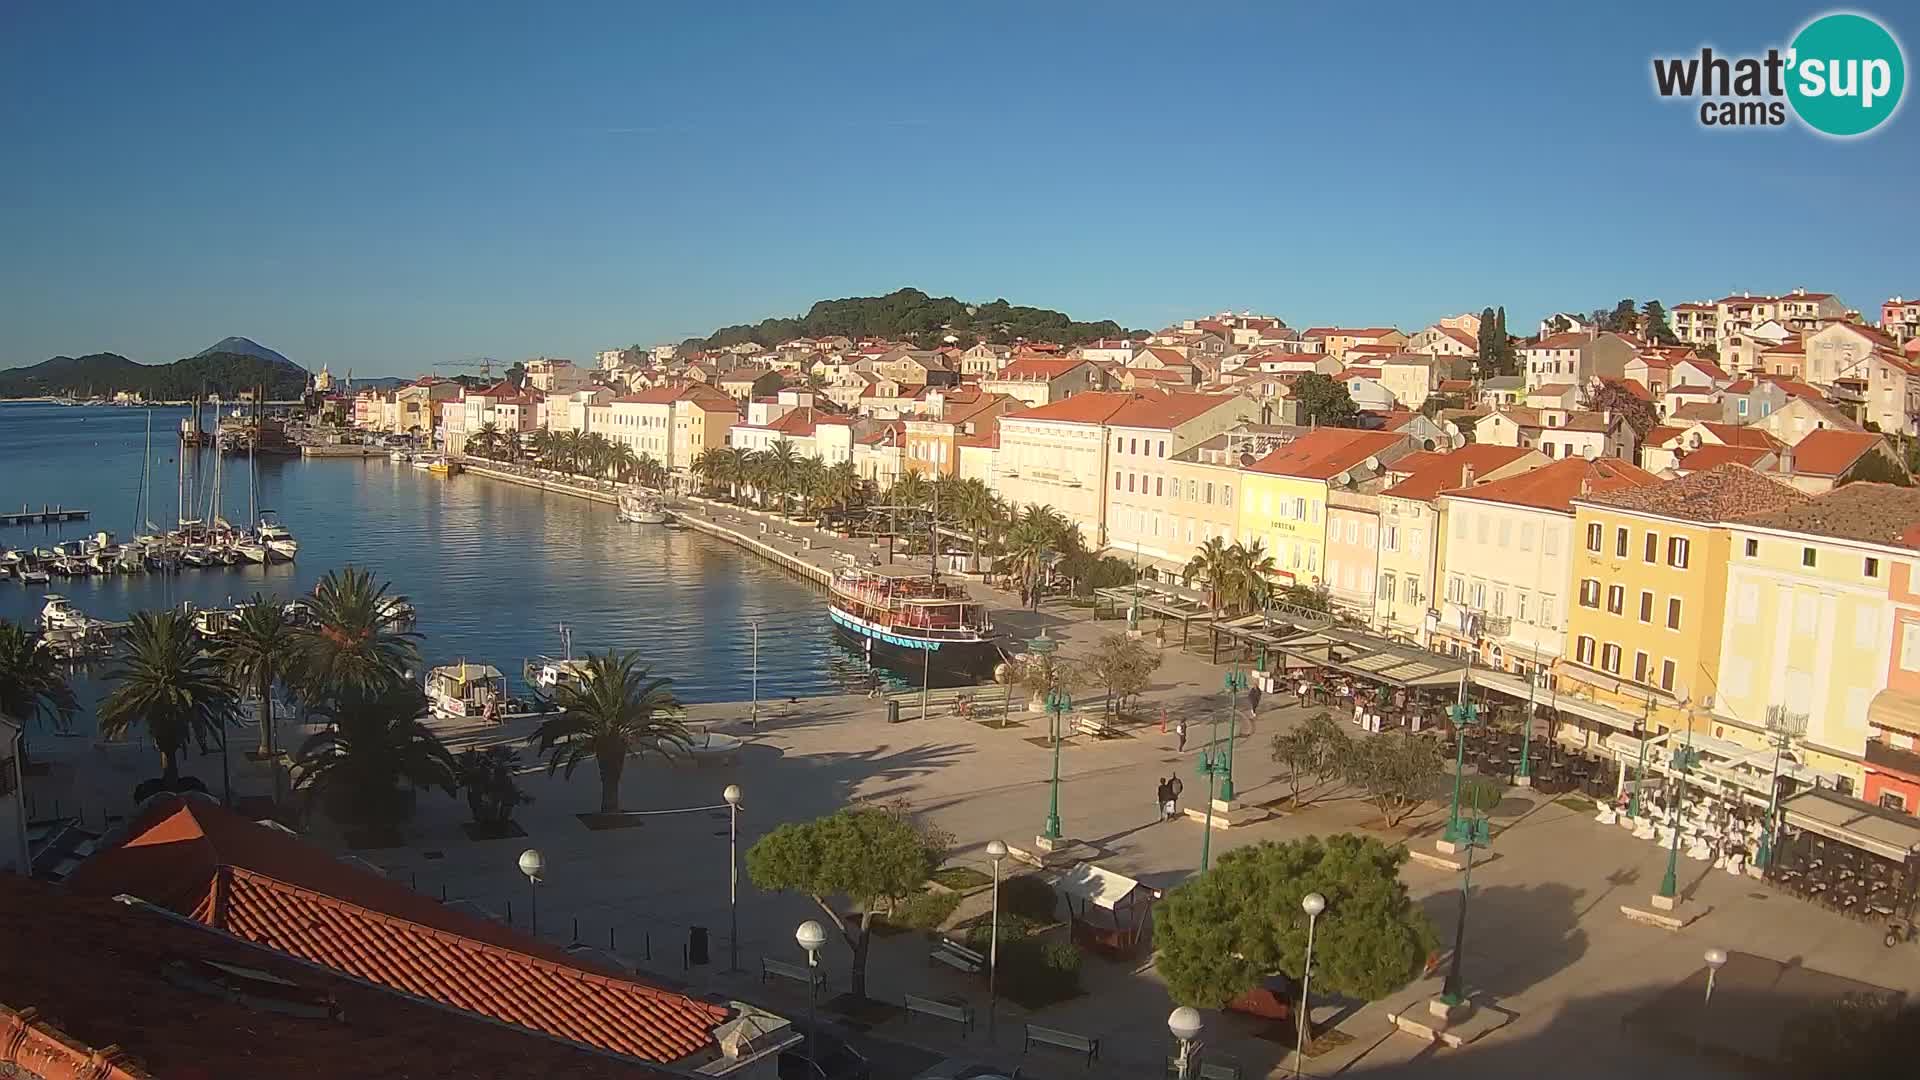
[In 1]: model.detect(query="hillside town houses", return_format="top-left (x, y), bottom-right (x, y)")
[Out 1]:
top-left (329, 293), bottom-right (1920, 813)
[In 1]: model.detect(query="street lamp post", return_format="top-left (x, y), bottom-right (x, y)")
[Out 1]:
top-left (1658, 719), bottom-right (1703, 902)
top-left (1196, 717), bottom-right (1233, 871)
top-left (1442, 698), bottom-right (1481, 847)
top-left (750, 618), bottom-right (760, 729)
top-left (1703, 947), bottom-right (1727, 1006)
top-left (986, 838), bottom-right (1007, 1035)
top-left (1043, 688), bottom-right (1070, 841)
top-left (723, 784), bottom-right (743, 973)
top-left (1516, 659), bottom-right (1538, 784)
top-left (1168, 1007), bottom-right (1203, 1080)
top-left (517, 848), bottom-right (545, 937)
top-left (796, 920), bottom-right (826, 1068)
top-left (1628, 693), bottom-right (1655, 819)
top-left (1756, 706), bottom-right (1808, 869)
top-left (1220, 665), bottom-right (1246, 803)
top-left (1441, 790), bottom-right (1489, 1006)
top-left (1296, 892), bottom-right (1326, 1079)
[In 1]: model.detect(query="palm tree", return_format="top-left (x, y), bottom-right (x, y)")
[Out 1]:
top-left (892, 469), bottom-right (931, 510)
top-left (213, 595), bottom-right (298, 761)
top-left (1217, 540), bottom-right (1279, 614)
top-left (528, 428), bottom-right (559, 469)
top-left (559, 429), bottom-right (586, 474)
top-left (816, 460), bottom-right (861, 519)
top-left (295, 567), bottom-right (422, 705)
top-left (635, 454), bottom-right (669, 491)
top-left (766, 439), bottom-right (801, 515)
top-left (292, 684), bottom-right (458, 829)
top-left (470, 422), bottom-right (502, 459)
top-left (1182, 536), bottom-right (1235, 612)
top-left (791, 456), bottom-right (826, 516)
top-left (0, 619), bottom-right (80, 766)
top-left (608, 442), bottom-right (639, 482)
top-left (946, 478), bottom-right (1001, 574)
top-left (530, 651), bottom-right (689, 813)
top-left (98, 610), bottom-right (239, 796)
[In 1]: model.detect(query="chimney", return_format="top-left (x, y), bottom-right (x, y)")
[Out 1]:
top-left (1579, 471), bottom-right (1593, 496)
top-left (1780, 444), bottom-right (1796, 474)
top-left (1461, 464), bottom-right (1477, 488)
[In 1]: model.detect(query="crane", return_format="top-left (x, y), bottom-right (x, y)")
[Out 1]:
top-left (434, 357), bottom-right (503, 379)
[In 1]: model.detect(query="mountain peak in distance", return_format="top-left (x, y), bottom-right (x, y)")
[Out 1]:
top-left (196, 336), bottom-right (300, 369)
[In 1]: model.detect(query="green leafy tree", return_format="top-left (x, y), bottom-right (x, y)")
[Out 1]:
top-left (293, 685), bottom-right (458, 829)
top-left (745, 806), bottom-right (942, 1000)
top-left (1292, 373), bottom-right (1359, 427)
top-left (1154, 834), bottom-right (1437, 1007)
top-left (1839, 451), bottom-right (1913, 487)
top-left (1343, 732), bottom-right (1446, 826)
top-left (0, 618), bottom-right (79, 733)
top-left (294, 567), bottom-right (421, 706)
top-left (1269, 711), bottom-right (1352, 808)
top-left (1476, 308), bottom-right (1504, 375)
top-left (455, 745), bottom-right (533, 828)
top-left (1276, 582), bottom-right (1331, 613)
top-left (98, 610), bottom-right (239, 793)
top-left (1640, 300), bottom-right (1678, 345)
top-left (1546, 314), bottom-right (1573, 335)
top-left (1085, 632), bottom-right (1161, 718)
top-left (530, 651), bottom-right (689, 813)
top-left (1181, 537), bottom-right (1234, 612)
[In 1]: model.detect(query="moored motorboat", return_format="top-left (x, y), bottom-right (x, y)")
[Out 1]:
top-left (256, 512), bottom-right (298, 561)
top-left (825, 568), bottom-right (1003, 683)
top-left (39, 594), bottom-right (93, 633)
top-left (617, 490), bottom-right (670, 524)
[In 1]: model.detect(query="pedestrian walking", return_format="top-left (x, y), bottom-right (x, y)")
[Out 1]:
top-left (1175, 717), bottom-right (1188, 752)
top-left (1156, 777), bottom-right (1172, 822)
top-left (1168, 774), bottom-right (1185, 818)
top-left (1248, 683), bottom-right (1263, 714)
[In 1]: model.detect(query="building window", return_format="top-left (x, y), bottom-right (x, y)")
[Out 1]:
top-left (1883, 792), bottom-right (1909, 813)
top-left (1384, 524), bottom-right (1399, 551)
top-left (1517, 591), bottom-right (1530, 623)
top-left (1644, 532), bottom-right (1659, 563)
top-left (1382, 574), bottom-right (1397, 603)
top-left (1114, 471), bottom-right (1121, 491)
top-left (1601, 643), bottom-right (1622, 674)
top-left (1901, 624), bottom-right (1920, 671)
top-left (1634, 652), bottom-right (1649, 683)
top-left (1409, 576), bottom-right (1423, 603)
top-left (1669, 536), bottom-right (1691, 568)
top-left (1866, 557), bottom-right (1881, 578)
top-left (1576, 636), bottom-right (1596, 665)
top-left (1129, 438), bottom-right (1138, 454)
top-left (1802, 546), bottom-right (1817, 567)
top-left (1206, 483), bottom-right (1215, 505)
top-left (1586, 522), bottom-right (1602, 551)
top-left (1607, 585), bottom-right (1625, 614)
top-left (1660, 659), bottom-right (1676, 690)
top-left (1580, 579), bottom-right (1601, 608)
top-left (1639, 591), bottom-right (1654, 622)
top-left (1745, 538), bottom-right (1759, 557)
top-left (1615, 527), bottom-right (1629, 557)
top-left (1223, 486), bottom-right (1232, 507)
top-left (1667, 597), bottom-right (1682, 630)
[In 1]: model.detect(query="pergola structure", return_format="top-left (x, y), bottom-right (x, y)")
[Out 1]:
top-left (1267, 625), bottom-right (1470, 690)
top-left (1090, 579), bottom-right (1221, 647)
top-left (1202, 603), bottom-right (1339, 666)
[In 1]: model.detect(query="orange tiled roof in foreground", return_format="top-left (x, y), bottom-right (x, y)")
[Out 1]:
top-left (1788, 429), bottom-right (1888, 477)
top-left (0, 875), bottom-right (674, 1080)
top-left (1442, 456), bottom-right (1660, 514)
top-left (1738, 482), bottom-right (1920, 548)
top-left (1247, 428), bottom-right (1405, 480)
top-left (1576, 462), bottom-right (1809, 523)
top-left (1381, 445), bottom-right (1540, 501)
top-left (1677, 444), bottom-right (1775, 472)
top-left (65, 796), bottom-right (728, 1066)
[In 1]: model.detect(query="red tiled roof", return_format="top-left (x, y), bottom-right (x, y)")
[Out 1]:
top-left (1789, 429), bottom-right (1887, 477)
top-left (1438, 326), bottom-right (1478, 349)
top-left (1577, 462), bottom-right (1809, 522)
top-left (1443, 456), bottom-right (1660, 513)
top-left (1528, 332), bottom-right (1591, 351)
top-left (1699, 422), bottom-right (1786, 450)
top-left (1123, 367), bottom-right (1189, 383)
top-left (66, 797), bottom-right (727, 1065)
top-left (1668, 402), bottom-right (1724, 422)
top-left (1107, 392), bottom-right (1245, 430)
top-left (997, 357), bottom-right (1088, 380)
top-left (0, 876), bottom-right (675, 1080)
top-left (1381, 445), bottom-right (1541, 501)
top-left (1677, 444), bottom-right (1775, 472)
top-left (1437, 379), bottom-right (1474, 392)
top-left (1738, 483), bottom-right (1920, 548)
top-left (1247, 428), bottom-right (1405, 480)
top-left (1677, 358), bottom-right (1731, 380)
top-left (1336, 367), bottom-right (1383, 380)
top-left (1645, 424), bottom-right (1689, 447)
top-left (1005, 390), bottom-right (1151, 425)
top-left (1139, 346), bottom-right (1192, 367)
top-left (1303, 327), bottom-right (1398, 339)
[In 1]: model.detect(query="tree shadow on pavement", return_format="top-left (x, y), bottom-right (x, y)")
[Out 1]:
top-left (1418, 881), bottom-right (1590, 1002)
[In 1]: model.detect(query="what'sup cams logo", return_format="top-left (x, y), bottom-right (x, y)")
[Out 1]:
top-left (1653, 11), bottom-right (1905, 136)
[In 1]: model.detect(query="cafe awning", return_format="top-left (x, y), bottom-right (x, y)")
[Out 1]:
top-left (1868, 688), bottom-right (1920, 739)
top-left (1782, 788), bottom-right (1920, 863)
top-left (1274, 627), bottom-right (1467, 689)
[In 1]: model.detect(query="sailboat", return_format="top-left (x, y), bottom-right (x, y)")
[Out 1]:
top-left (234, 435), bottom-right (271, 564)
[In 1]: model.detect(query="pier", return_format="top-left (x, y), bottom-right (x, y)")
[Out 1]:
top-left (2, 505), bottom-right (91, 527)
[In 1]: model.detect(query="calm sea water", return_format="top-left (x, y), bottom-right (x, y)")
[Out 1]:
top-left (0, 402), bottom-right (894, 732)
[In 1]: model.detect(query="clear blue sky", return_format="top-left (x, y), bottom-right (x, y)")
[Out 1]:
top-left (2, 1), bottom-right (1913, 375)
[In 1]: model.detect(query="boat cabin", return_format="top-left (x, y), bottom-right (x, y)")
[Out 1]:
top-left (426, 662), bottom-right (508, 718)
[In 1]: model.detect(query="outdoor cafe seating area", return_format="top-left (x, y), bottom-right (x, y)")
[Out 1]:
top-left (1768, 830), bottom-right (1914, 924)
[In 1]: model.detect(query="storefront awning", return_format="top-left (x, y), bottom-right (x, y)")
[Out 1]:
top-left (1055, 863), bottom-right (1157, 910)
top-left (1868, 688), bottom-right (1920, 739)
top-left (1782, 788), bottom-right (1920, 863)
top-left (1274, 628), bottom-right (1467, 688)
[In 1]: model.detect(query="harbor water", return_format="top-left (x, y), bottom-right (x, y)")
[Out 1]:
top-left (0, 402), bottom-right (902, 733)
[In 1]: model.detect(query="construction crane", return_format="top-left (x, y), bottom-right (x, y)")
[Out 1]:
top-left (433, 357), bottom-right (503, 379)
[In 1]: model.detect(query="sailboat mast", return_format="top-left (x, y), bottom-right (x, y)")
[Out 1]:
top-left (176, 423), bottom-right (186, 529)
top-left (134, 409), bottom-right (151, 534)
top-left (928, 480), bottom-right (939, 582)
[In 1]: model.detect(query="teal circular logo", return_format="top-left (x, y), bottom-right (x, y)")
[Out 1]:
top-left (1788, 13), bottom-right (1905, 136)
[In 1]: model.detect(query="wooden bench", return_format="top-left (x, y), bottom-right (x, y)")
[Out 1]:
top-left (929, 937), bottom-right (985, 974)
top-left (760, 957), bottom-right (823, 990)
top-left (1025, 1023), bottom-right (1100, 1066)
top-left (1072, 712), bottom-right (1116, 738)
top-left (903, 993), bottom-right (974, 1034)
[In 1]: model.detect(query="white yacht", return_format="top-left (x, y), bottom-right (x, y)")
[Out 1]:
top-left (378, 594), bottom-right (417, 625)
top-left (39, 595), bottom-right (92, 633)
top-left (617, 490), bottom-right (670, 524)
top-left (256, 512), bottom-right (298, 561)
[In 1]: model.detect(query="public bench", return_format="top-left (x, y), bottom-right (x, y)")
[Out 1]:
top-left (929, 937), bottom-right (985, 974)
top-left (1072, 712), bottom-right (1117, 738)
top-left (1025, 1022), bottom-right (1100, 1066)
top-left (903, 993), bottom-right (975, 1034)
top-left (760, 957), bottom-right (823, 990)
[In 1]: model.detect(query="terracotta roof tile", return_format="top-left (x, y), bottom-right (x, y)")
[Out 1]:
top-left (1788, 429), bottom-right (1888, 477)
top-left (1381, 445), bottom-right (1541, 501)
top-left (1698, 422), bottom-right (1786, 450)
top-left (1738, 483), bottom-right (1920, 548)
top-left (1443, 456), bottom-right (1660, 513)
top-left (1006, 390), bottom-right (1152, 425)
top-left (0, 876), bottom-right (676, 1080)
top-left (1677, 444), bottom-right (1775, 472)
top-left (996, 357), bottom-right (1088, 380)
top-left (1247, 428), bottom-right (1405, 480)
top-left (1577, 462), bottom-right (1809, 522)
top-left (66, 797), bottom-right (727, 1066)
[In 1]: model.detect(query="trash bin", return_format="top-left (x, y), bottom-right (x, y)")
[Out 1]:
top-left (887, 700), bottom-right (901, 724)
top-left (689, 925), bottom-right (710, 966)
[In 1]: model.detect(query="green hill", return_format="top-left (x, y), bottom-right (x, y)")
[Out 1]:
top-left (0, 350), bottom-right (310, 400)
top-left (681, 287), bottom-right (1139, 351)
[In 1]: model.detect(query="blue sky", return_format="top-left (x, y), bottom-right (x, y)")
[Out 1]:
top-left (1, 1), bottom-right (1913, 375)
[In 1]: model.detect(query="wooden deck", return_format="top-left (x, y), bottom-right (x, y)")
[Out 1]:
top-left (1, 506), bottom-right (90, 526)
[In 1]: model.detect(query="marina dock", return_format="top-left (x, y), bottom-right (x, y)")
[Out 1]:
top-left (2, 506), bottom-right (90, 527)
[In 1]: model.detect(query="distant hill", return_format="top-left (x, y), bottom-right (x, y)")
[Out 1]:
top-left (0, 347), bottom-right (310, 400)
top-left (680, 287), bottom-right (1141, 352)
top-left (195, 336), bottom-right (293, 366)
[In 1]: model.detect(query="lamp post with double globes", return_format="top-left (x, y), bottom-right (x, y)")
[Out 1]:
top-left (796, 920), bottom-right (827, 1067)
top-left (1703, 947), bottom-right (1728, 1006)
top-left (985, 838), bottom-right (1007, 1034)
top-left (1168, 1006), bottom-right (1203, 1080)
top-left (723, 784), bottom-right (743, 972)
